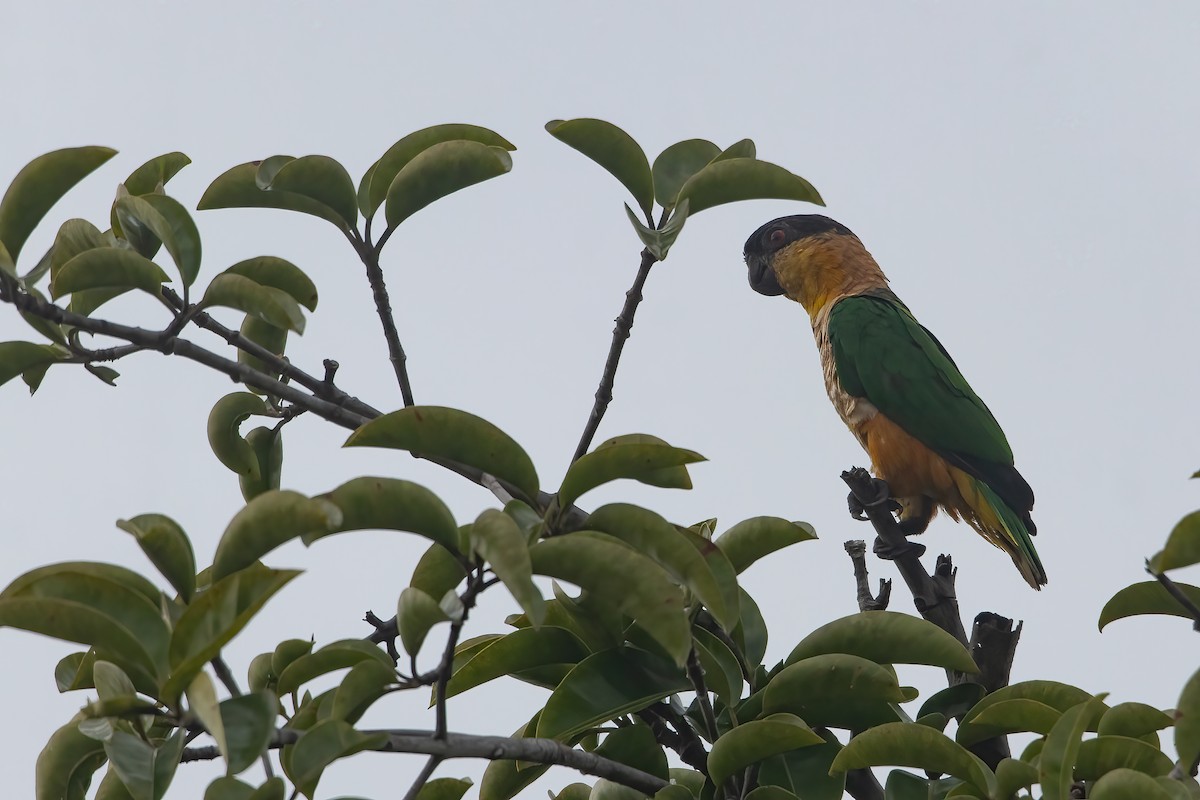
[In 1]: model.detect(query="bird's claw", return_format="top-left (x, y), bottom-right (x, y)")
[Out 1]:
top-left (873, 535), bottom-right (926, 561)
top-left (846, 471), bottom-right (901, 521)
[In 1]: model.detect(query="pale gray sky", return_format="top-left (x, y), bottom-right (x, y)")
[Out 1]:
top-left (2, 3), bottom-right (1199, 797)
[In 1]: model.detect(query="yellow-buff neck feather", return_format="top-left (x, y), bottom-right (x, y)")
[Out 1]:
top-left (771, 234), bottom-right (890, 323)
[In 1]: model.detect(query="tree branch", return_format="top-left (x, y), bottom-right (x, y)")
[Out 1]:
top-left (843, 540), bottom-right (892, 611)
top-left (572, 248), bottom-right (657, 462)
top-left (637, 704), bottom-right (710, 777)
top-left (354, 237), bottom-right (415, 406)
top-left (1147, 560), bottom-right (1200, 632)
top-left (181, 728), bottom-right (670, 795)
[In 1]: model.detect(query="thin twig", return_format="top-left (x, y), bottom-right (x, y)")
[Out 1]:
top-left (636, 705), bottom-right (710, 776)
top-left (402, 755), bottom-right (443, 800)
top-left (571, 248), bottom-right (657, 461)
top-left (686, 648), bottom-right (720, 743)
top-left (1147, 560), bottom-right (1200, 631)
top-left (430, 570), bottom-right (490, 737)
top-left (210, 655), bottom-right (275, 779)
top-left (354, 237), bottom-right (415, 406)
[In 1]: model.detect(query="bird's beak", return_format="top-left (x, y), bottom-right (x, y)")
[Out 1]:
top-left (746, 254), bottom-right (786, 297)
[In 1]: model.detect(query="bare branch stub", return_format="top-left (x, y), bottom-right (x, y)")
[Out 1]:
top-left (844, 539), bottom-right (892, 611)
top-left (960, 612), bottom-right (1022, 769)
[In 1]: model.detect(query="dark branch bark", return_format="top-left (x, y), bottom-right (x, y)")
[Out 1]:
top-left (637, 704), bottom-right (710, 777)
top-left (572, 249), bottom-right (657, 462)
top-left (844, 540), bottom-right (892, 611)
top-left (355, 238), bottom-right (415, 406)
top-left (844, 764), bottom-right (885, 800)
top-left (181, 728), bottom-right (669, 795)
top-left (1147, 560), bottom-right (1200, 632)
top-left (959, 613), bottom-right (1022, 769)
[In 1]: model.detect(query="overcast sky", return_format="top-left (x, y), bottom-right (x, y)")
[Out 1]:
top-left (3, 3), bottom-right (1199, 798)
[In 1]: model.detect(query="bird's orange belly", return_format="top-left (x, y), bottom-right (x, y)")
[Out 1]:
top-left (855, 412), bottom-right (958, 501)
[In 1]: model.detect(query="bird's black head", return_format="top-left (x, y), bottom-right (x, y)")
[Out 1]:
top-left (742, 214), bottom-right (858, 296)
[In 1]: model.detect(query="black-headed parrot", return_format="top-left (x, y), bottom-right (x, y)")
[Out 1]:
top-left (743, 214), bottom-right (1046, 589)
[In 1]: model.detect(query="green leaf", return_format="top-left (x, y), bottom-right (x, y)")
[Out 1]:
top-left (733, 586), bottom-right (769, 671)
top-left (236, 316), bottom-right (289, 385)
top-left (830, 722), bottom-right (994, 797)
top-left (0, 341), bottom-right (64, 387)
top-left (18, 286), bottom-right (69, 345)
top-left (479, 713), bottom-right (550, 800)
top-left (275, 638), bottom-right (393, 695)
top-left (364, 124), bottom-right (515, 217)
top-left (676, 158), bottom-right (823, 215)
top-left (411, 543), bottom-right (468, 598)
top-left (744, 789), bottom-right (800, 800)
top-left (50, 247), bottom-right (169, 299)
top-left (536, 648), bottom-right (689, 741)
top-left (763, 654), bottom-right (909, 730)
top-left (265, 155), bottom-right (358, 227)
top-left (652, 139), bottom-right (720, 210)
top-left (1039, 695), bottom-right (1108, 800)
top-left (283, 719), bottom-right (387, 799)
top-left (623, 199), bottom-right (688, 260)
top-left (220, 691), bottom-right (277, 774)
top-left (415, 778), bottom-right (474, 800)
top-left (187, 671), bottom-right (226, 762)
top-left (993, 758), bottom-right (1038, 800)
top-left (917, 684), bottom-right (987, 724)
top-left (1177, 666), bottom-right (1200, 775)
top-left (1075, 735), bottom-right (1174, 780)
top-left (95, 766), bottom-right (137, 800)
top-left (330, 659), bottom-right (396, 723)
top-left (714, 139), bottom-right (756, 162)
top-left (103, 730), bottom-right (185, 800)
top-left (545, 119), bottom-right (654, 217)
top-left (56, 650), bottom-right (98, 692)
top-left (883, 770), bottom-right (963, 800)
top-left (114, 194), bottom-right (201, 286)
top-left (163, 565), bottom-right (301, 703)
top-left (206, 392), bottom-right (272, 478)
top-left (715, 517), bottom-right (817, 574)
top-left (552, 784), bottom-right (594, 800)
top-left (1151, 511), bottom-right (1200, 572)
top-left (1099, 580), bottom-right (1200, 630)
top-left (529, 532), bottom-right (690, 666)
top-left (471, 509), bottom-right (545, 625)
top-left (756, 726), bottom-right (845, 800)
top-left (693, 625), bottom-right (744, 706)
top-left (202, 776), bottom-right (255, 800)
top-left (86, 364), bottom-right (120, 386)
top-left (346, 406), bottom-right (539, 501)
top-left (957, 698), bottom-right (1062, 745)
top-left (558, 441), bottom-right (705, 509)
top-left (122, 152), bottom-right (191, 196)
top-left (94, 660), bottom-right (137, 701)
top-left (272, 638), bottom-right (315, 677)
top-left (197, 162), bottom-right (351, 231)
top-left (1099, 702), bottom-right (1174, 742)
top-left (211, 490), bottom-right (342, 581)
top-left (586, 503), bottom-right (738, 630)
top-left (224, 256), bottom-right (318, 311)
top-left (384, 140), bottom-right (513, 229)
top-left (0, 146), bottom-right (116, 262)
top-left (397, 587), bottom-right (451, 656)
top-left (200, 273), bottom-right (306, 334)
top-left (595, 722), bottom-right (669, 780)
top-left (35, 715), bottom-right (107, 800)
top-left (956, 680), bottom-right (1095, 747)
top-left (709, 714), bottom-right (824, 788)
top-left (309, 476), bottom-right (460, 553)
top-left (443, 626), bottom-right (588, 700)
top-left (239, 426), bottom-right (284, 502)
top-left (1090, 768), bottom-right (1175, 800)
top-left (786, 611), bottom-right (977, 673)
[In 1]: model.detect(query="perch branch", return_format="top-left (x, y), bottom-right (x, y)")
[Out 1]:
top-left (353, 237), bottom-right (415, 406)
top-left (843, 540), bottom-right (891, 611)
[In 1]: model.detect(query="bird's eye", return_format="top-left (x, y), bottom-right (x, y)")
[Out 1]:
top-left (768, 228), bottom-right (787, 246)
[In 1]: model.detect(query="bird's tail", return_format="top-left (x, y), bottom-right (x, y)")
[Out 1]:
top-left (953, 473), bottom-right (1047, 590)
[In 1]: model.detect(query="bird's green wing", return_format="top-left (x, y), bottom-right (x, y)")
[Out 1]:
top-left (828, 294), bottom-right (1014, 466)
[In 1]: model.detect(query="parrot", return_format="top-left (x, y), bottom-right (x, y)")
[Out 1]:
top-left (742, 214), bottom-right (1046, 589)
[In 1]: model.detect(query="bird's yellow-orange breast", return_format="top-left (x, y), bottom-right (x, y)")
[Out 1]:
top-left (857, 412), bottom-right (960, 503)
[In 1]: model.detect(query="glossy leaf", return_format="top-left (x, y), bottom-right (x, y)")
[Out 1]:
top-left (346, 406), bottom-right (539, 501)
top-left (50, 248), bottom-right (169, 299)
top-left (743, 789), bottom-right (800, 800)
top-left (756, 726), bottom-right (845, 800)
top-left (595, 722), bottom-right (669, 780)
top-left (992, 758), bottom-right (1039, 800)
top-left (596, 433), bottom-right (699, 488)
top-left (330, 659), bottom-right (396, 723)
top-left (309, 476), bottom-right (460, 553)
top-left (415, 778), bottom-right (475, 800)
top-left (224, 256), bottom-right (318, 311)
top-left (207, 392), bottom-right (272, 478)
top-left (471, 509), bottom-right (545, 624)
top-left (763, 654), bottom-right (910, 730)
top-left (187, 672), bottom-right (226, 764)
top-left (957, 698), bottom-right (1062, 745)
top-left (202, 776), bottom-right (255, 800)
top-left (530, 532), bottom-right (690, 665)
top-left (1177, 666), bottom-right (1200, 775)
top-left (275, 639), bottom-right (393, 695)
top-left (676, 158), bottom-right (823, 215)
top-left (211, 490), bottom-right (341, 580)
top-left (652, 139), bottom-right (720, 209)
top-left (917, 683), bottom-right (987, 724)
top-left (411, 543), bottom-right (468, 599)
top-left (786, 611), bottom-right (977, 673)
top-left (479, 713), bottom-right (550, 800)
top-left (56, 650), bottom-right (98, 692)
top-left (536, 648), bottom-right (690, 740)
top-left (1099, 580), bottom-right (1200, 630)
top-left (1099, 702), bottom-right (1173, 741)
top-left (623, 199), bottom-right (688, 260)
top-left (545, 119), bottom-right (654, 217)
top-left (830, 722), bottom-right (994, 797)
top-left (384, 140), bottom-right (513, 229)
top-left (47, 218), bottom-right (106, 283)
top-left (957, 680), bottom-right (1096, 746)
top-left (709, 714), bottom-right (824, 788)
top-left (114, 194), bottom-right (201, 286)
top-left (198, 162), bottom-right (350, 230)
top-left (0, 146), bottom-right (116, 262)
top-left (103, 729), bottom-right (185, 800)
top-left (35, 715), bottom-right (107, 800)
top-left (558, 442), bottom-right (705, 509)
top-left (95, 766), bottom-right (138, 800)
top-left (266, 155), bottom-right (358, 227)
top-left (220, 691), bottom-right (277, 774)
top-left (398, 586), bottom-right (451, 657)
top-left (364, 123), bottom-right (515, 217)
top-left (123, 152), bottom-right (191, 196)
top-left (271, 639), bottom-right (315, 678)
top-left (164, 565), bottom-right (301, 703)
top-left (239, 426), bottom-right (284, 502)
top-left (715, 516), bottom-right (817, 574)
top-left (1040, 695), bottom-right (1108, 800)
top-left (0, 341), bottom-right (63, 387)
top-left (733, 586), bottom-right (769, 671)
top-left (693, 625), bottom-right (744, 706)
top-left (713, 139), bottom-right (756, 161)
top-left (1075, 735), bottom-right (1173, 780)
top-left (200, 273), bottom-right (306, 334)
top-left (1090, 768), bottom-right (1175, 800)
top-left (281, 719), bottom-right (387, 799)
top-left (1151, 511), bottom-right (1200, 572)
top-left (587, 503), bottom-right (737, 630)
top-left (443, 626), bottom-right (587, 700)
top-left (237, 315), bottom-right (289, 384)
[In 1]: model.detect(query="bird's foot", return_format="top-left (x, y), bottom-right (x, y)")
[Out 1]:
top-left (873, 535), bottom-right (927, 561)
top-left (846, 467), bottom-right (901, 521)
